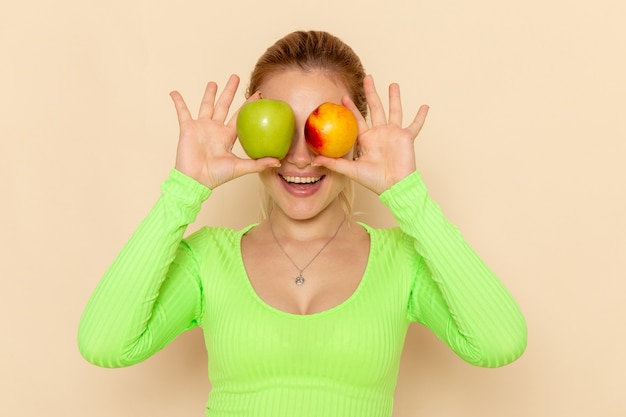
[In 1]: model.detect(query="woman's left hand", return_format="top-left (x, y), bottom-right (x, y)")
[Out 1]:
top-left (312, 75), bottom-right (429, 195)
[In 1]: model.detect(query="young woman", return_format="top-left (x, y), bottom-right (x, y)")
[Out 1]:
top-left (78, 30), bottom-right (526, 417)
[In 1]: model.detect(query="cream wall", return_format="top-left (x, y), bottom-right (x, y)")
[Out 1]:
top-left (1, 0), bottom-right (624, 416)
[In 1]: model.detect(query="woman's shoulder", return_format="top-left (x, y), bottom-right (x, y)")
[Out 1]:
top-left (357, 222), bottom-right (403, 239)
top-left (183, 224), bottom-right (257, 249)
top-left (357, 222), bottom-right (411, 254)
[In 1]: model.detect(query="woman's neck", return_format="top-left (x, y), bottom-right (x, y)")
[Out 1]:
top-left (267, 201), bottom-right (348, 242)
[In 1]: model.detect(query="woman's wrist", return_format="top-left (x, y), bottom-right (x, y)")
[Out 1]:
top-left (162, 168), bottom-right (212, 209)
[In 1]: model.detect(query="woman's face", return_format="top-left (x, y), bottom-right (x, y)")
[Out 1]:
top-left (256, 69), bottom-right (353, 221)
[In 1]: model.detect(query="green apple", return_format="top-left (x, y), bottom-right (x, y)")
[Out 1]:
top-left (236, 98), bottom-right (295, 159)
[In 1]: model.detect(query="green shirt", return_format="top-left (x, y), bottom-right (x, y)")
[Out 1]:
top-left (78, 169), bottom-right (526, 417)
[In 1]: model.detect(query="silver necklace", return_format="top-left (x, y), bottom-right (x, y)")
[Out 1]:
top-left (268, 214), bottom-right (346, 286)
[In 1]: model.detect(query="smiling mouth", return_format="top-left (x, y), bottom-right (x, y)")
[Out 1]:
top-left (280, 174), bottom-right (324, 184)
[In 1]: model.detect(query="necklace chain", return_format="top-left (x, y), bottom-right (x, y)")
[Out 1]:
top-left (268, 214), bottom-right (346, 286)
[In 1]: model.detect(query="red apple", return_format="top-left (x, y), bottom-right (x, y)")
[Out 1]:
top-left (304, 102), bottom-right (358, 158)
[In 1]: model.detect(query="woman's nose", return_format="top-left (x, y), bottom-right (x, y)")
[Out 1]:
top-left (285, 130), bottom-right (314, 168)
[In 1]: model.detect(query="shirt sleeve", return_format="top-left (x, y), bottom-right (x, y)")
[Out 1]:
top-left (379, 171), bottom-right (527, 368)
top-left (77, 169), bottom-right (211, 368)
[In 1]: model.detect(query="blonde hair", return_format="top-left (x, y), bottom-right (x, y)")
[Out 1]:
top-left (246, 31), bottom-right (367, 219)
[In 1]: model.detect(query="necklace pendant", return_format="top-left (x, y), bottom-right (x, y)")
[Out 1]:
top-left (295, 274), bottom-right (305, 286)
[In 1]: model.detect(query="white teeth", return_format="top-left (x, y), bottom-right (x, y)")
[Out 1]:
top-left (281, 175), bottom-right (322, 184)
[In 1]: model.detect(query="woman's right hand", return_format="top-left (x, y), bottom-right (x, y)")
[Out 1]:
top-left (170, 74), bottom-right (281, 190)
